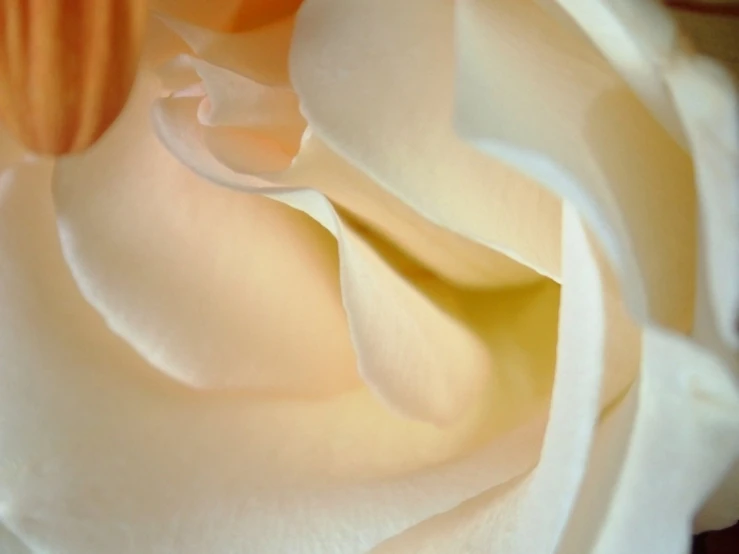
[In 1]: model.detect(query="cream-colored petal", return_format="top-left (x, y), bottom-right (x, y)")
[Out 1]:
top-left (667, 57), bottom-right (739, 351)
top-left (276, 134), bottom-right (545, 288)
top-left (0, 157), bottom-right (540, 553)
top-left (456, 0), bottom-right (697, 334)
top-left (546, 0), bottom-right (687, 143)
top-left (290, 0), bottom-right (562, 282)
top-left (588, 330), bottom-right (739, 554)
top-left (374, 206), bottom-right (628, 552)
top-left (53, 74), bottom-right (360, 397)
top-left (0, 525), bottom-right (31, 554)
top-left (152, 90), bottom-right (504, 425)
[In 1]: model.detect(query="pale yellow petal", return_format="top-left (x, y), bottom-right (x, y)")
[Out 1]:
top-left (0, 158), bottom-right (536, 553)
top-left (290, 0), bottom-right (562, 282)
top-left (455, 0), bottom-right (697, 334)
top-left (374, 205), bottom-right (630, 551)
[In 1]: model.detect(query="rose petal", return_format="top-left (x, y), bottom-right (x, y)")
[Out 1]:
top-left (586, 330), bottom-right (739, 554)
top-left (152, 92), bottom-right (556, 426)
top-left (667, 57), bottom-right (739, 351)
top-left (373, 205), bottom-right (633, 552)
top-left (455, 0), bottom-right (697, 334)
top-left (0, 162), bottom-right (540, 553)
top-left (290, 0), bottom-right (562, 282)
top-left (186, 59), bottom-right (545, 288)
top-left (278, 134), bottom-right (546, 288)
top-left (0, 525), bottom-right (30, 554)
top-left (53, 73), bottom-right (360, 397)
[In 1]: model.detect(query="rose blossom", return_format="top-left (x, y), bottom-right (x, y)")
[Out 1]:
top-left (0, 0), bottom-right (738, 553)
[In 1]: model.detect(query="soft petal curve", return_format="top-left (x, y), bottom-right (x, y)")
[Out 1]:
top-left (290, 0), bottom-right (562, 282)
top-left (53, 73), bottom-right (360, 397)
top-left (455, 0), bottom-right (697, 334)
top-left (0, 157), bottom-right (540, 554)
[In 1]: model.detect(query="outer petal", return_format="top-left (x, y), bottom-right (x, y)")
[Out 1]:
top-left (0, 526), bottom-right (30, 554)
top-left (0, 157), bottom-right (541, 553)
top-left (455, 0), bottom-right (697, 334)
top-left (373, 206), bottom-right (636, 552)
top-left (151, 92), bottom-right (563, 427)
top-left (165, 44), bottom-right (546, 289)
top-left (290, 0), bottom-right (562, 282)
top-left (561, 330), bottom-right (739, 554)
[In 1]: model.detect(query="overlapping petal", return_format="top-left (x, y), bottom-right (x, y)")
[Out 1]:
top-left (290, 0), bottom-right (563, 284)
top-left (0, 153), bottom-right (540, 553)
top-left (151, 88), bottom-right (559, 426)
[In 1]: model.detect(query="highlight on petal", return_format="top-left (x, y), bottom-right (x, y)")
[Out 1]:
top-left (53, 73), bottom-right (360, 397)
top-left (455, 0), bottom-right (697, 334)
top-left (290, 0), bottom-right (562, 283)
top-left (159, 13), bottom-right (296, 85)
top-left (374, 205), bottom-right (635, 552)
top-left (586, 330), bottom-right (739, 554)
top-left (152, 91), bottom-right (542, 427)
top-left (0, 156), bottom-right (541, 554)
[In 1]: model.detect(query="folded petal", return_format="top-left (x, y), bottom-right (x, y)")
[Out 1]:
top-left (162, 21), bottom-right (550, 290)
top-left (53, 73), bottom-right (360, 396)
top-left (456, 0), bottom-right (697, 334)
top-left (666, 57), bottom-right (739, 350)
top-left (0, 156), bottom-right (541, 553)
top-left (0, 526), bottom-right (30, 554)
top-left (373, 203), bottom-right (636, 552)
top-left (590, 330), bottom-right (739, 554)
top-left (290, 0), bottom-right (562, 282)
top-left (151, 91), bottom-right (561, 427)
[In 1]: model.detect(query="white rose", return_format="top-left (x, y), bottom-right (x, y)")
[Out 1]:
top-left (0, 1), bottom-right (738, 553)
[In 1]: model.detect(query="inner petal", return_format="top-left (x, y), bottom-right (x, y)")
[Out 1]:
top-left (53, 72), bottom-right (360, 397)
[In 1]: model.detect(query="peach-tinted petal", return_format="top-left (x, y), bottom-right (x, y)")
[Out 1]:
top-left (667, 57), bottom-right (739, 352)
top-left (587, 330), bottom-right (739, 554)
top-left (290, 0), bottom-right (562, 282)
top-left (151, 86), bottom-right (567, 429)
top-left (52, 73), bottom-right (359, 397)
top-left (0, 158), bottom-right (545, 553)
top-left (0, 526), bottom-right (29, 554)
top-left (278, 134), bottom-right (545, 288)
top-left (456, 0), bottom-right (697, 335)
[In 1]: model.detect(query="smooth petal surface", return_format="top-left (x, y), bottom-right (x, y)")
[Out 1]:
top-left (151, 91), bottom-right (562, 427)
top-left (290, 0), bottom-right (562, 282)
top-left (667, 57), bottom-right (739, 351)
top-left (0, 525), bottom-right (30, 554)
top-left (588, 330), bottom-right (739, 554)
top-left (373, 206), bottom-right (635, 552)
top-left (455, 0), bottom-right (697, 334)
top-left (0, 158), bottom-right (542, 553)
top-left (278, 134), bottom-right (545, 288)
top-left (53, 73), bottom-right (360, 396)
